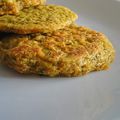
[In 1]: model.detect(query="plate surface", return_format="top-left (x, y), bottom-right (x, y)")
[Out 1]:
top-left (0, 0), bottom-right (120, 120)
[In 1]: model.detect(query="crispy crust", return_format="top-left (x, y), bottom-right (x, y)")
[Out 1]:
top-left (0, 5), bottom-right (78, 34)
top-left (0, 41), bottom-right (4, 63)
top-left (0, 25), bottom-right (115, 76)
top-left (0, 2), bottom-right (19, 15)
top-left (0, 0), bottom-right (46, 15)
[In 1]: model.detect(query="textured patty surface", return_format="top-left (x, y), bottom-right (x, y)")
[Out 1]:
top-left (0, 5), bottom-right (78, 34)
top-left (0, 0), bottom-right (46, 15)
top-left (0, 26), bottom-right (115, 76)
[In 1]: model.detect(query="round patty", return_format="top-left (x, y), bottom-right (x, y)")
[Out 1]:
top-left (0, 25), bottom-right (115, 77)
top-left (0, 5), bottom-right (78, 34)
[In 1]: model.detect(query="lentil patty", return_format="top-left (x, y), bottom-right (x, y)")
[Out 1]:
top-left (0, 0), bottom-right (46, 15)
top-left (0, 25), bottom-right (115, 76)
top-left (0, 5), bottom-right (78, 34)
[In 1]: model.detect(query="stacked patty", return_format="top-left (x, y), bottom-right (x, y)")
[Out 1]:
top-left (0, 0), bottom-right (46, 15)
top-left (0, 1), bottom-right (115, 77)
top-left (0, 5), bottom-right (78, 34)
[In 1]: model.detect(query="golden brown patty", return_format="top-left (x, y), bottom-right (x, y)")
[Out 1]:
top-left (0, 25), bottom-right (115, 76)
top-left (0, 0), bottom-right (46, 15)
top-left (0, 5), bottom-right (78, 34)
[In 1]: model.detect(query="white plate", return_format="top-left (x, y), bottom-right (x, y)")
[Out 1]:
top-left (0, 0), bottom-right (120, 120)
